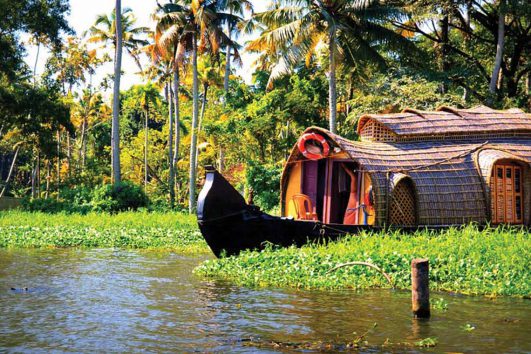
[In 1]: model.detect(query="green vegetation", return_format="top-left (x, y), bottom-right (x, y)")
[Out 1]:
top-left (1, 0), bottom-right (529, 212)
top-left (0, 211), bottom-right (207, 252)
top-left (195, 225), bottom-right (531, 297)
top-left (22, 181), bottom-right (149, 213)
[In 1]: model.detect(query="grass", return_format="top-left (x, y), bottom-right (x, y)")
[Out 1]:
top-left (195, 225), bottom-right (530, 297)
top-left (0, 211), bottom-right (208, 253)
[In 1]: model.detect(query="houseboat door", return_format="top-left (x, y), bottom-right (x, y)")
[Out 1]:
top-left (490, 162), bottom-right (524, 224)
top-left (324, 161), bottom-right (375, 225)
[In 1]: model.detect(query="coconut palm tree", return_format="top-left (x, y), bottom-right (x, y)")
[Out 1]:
top-left (248, 0), bottom-right (414, 133)
top-left (218, 0), bottom-right (252, 102)
top-left (156, 0), bottom-right (239, 213)
top-left (133, 83), bottom-right (161, 192)
top-left (144, 29), bottom-right (178, 206)
top-left (86, 7), bottom-right (149, 74)
top-left (73, 89), bottom-right (105, 170)
top-left (195, 56), bottom-right (224, 169)
top-left (86, 4), bottom-right (148, 184)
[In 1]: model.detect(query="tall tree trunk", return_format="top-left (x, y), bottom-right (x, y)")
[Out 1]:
top-left (32, 153), bottom-right (41, 199)
top-left (31, 159), bottom-right (37, 199)
top-left (218, 146), bottom-right (224, 173)
top-left (144, 104), bottom-right (149, 192)
top-left (57, 130), bottom-right (61, 199)
top-left (172, 69), bottom-right (180, 196)
top-left (33, 42), bottom-right (40, 87)
top-left (66, 133), bottom-right (71, 178)
top-left (0, 146), bottom-right (20, 198)
top-left (195, 84), bottom-right (209, 170)
top-left (45, 160), bottom-right (51, 199)
top-left (167, 81), bottom-right (175, 207)
top-left (189, 33), bottom-right (199, 213)
top-left (112, 0), bottom-right (123, 184)
top-left (79, 117), bottom-right (87, 171)
top-left (462, 2), bottom-right (471, 101)
top-left (223, 20), bottom-right (232, 105)
top-left (490, 0), bottom-right (505, 96)
top-left (32, 41), bottom-right (40, 198)
top-left (526, 71), bottom-right (530, 96)
top-left (439, 14), bottom-right (449, 94)
top-left (328, 28), bottom-right (337, 133)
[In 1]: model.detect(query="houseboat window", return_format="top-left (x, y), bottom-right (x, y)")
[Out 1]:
top-left (491, 162), bottom-right (524, 225)
top-left (389, 178), bottom-right (417, 226)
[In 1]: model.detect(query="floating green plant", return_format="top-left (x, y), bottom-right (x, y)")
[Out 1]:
top-left (432, 297), bottom-right (449, 310)
top-left (0, 211), bottom-right (208, 252)
top-left (195, 225), bottom-right (531, 297)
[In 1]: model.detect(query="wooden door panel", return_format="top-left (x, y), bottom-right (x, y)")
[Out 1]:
top-left (491, 163), bottom-right (524, 225)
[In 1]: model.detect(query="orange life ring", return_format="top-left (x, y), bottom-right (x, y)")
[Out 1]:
top-left (297, 133), bottom-right (330, 160)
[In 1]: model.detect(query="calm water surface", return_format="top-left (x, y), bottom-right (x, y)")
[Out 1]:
top-left (0, 249), bottom-right (529, 353)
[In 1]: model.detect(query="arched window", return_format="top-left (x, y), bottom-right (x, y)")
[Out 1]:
top-left (389, 178), bottom-right (417, 226)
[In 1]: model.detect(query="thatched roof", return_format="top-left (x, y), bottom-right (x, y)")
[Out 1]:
top-left (282, 125), bottom-right (531, 226)
top-left (357, 106), bottom-right (531, 142)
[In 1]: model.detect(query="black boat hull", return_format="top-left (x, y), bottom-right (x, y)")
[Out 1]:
top-left (197, 166), bottom-right (375, 257)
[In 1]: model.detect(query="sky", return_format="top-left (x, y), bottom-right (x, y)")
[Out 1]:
top-left (24, 0), bottom-right (270, 91)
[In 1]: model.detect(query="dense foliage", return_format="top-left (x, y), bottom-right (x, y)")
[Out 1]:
top-left (22, 181), bottom-right (148, 213)
top-left (0, 0), bottom-right (529, 211)
top-left (195, 225), bottom-right (531, 297)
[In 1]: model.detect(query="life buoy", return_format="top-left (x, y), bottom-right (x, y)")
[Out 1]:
top-left (297, 133), bottom-right (330, 160)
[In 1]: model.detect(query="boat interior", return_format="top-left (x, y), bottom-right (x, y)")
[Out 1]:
top-left (284, 159), bottom-right (376, 225)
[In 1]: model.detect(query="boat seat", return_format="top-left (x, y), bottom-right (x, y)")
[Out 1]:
top-left (291, 194), bottom-right (318, 221)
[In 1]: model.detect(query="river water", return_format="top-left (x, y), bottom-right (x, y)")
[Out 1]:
top-left (0, 249), bottom-right (529, 353)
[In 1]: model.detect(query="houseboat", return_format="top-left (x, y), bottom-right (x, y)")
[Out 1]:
top-left (197, 106), bottom-right (531, 257)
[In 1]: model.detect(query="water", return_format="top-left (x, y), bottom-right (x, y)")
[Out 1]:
top-left (1, 249), bottom-right (529, 353)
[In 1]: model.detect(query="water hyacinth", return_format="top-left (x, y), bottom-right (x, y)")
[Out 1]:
top-left (0, 211), bottom-right (208, 253)
top-left (195, 225), bottom-right (530, 297)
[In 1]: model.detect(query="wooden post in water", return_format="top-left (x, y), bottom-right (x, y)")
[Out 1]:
top-left (411, 258), bottom-right (430, 318)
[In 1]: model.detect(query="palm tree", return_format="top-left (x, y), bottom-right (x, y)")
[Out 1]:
top-left (73, 89), bottom-right (105, 170)
top-left (145, 29), bottom-right (178, 205)
top-left (195, 56), bottom-right (223, 169)
top-left (155, 2), bottom-right (193, 208)
top-left (132, 84), bottom-right (161, 192)
top-left (248, 0), bottom-right (413, 133)
top-left (86, 7), bottom-right (149, 74)
top-left (157, 0), bottom-right (238, 213)
top-left (87, 4), bottom-right (148, 184)
top-left (218, 0), bottom-right (252, 102)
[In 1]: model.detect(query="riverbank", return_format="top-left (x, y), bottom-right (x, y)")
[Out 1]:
top-left (0, 211), bottom-right (208, 253)
top-left (195, 225), bottom-right (530, 297)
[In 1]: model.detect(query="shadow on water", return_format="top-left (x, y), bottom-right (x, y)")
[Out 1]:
top-left (0, 248), bottom-right (529, 353)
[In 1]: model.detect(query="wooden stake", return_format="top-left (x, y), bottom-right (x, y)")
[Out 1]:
top-left (411, 258), bottom-right (430, 318)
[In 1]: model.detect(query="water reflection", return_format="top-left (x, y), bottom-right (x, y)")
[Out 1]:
top-left (0, 249), bottom-right (529, 353)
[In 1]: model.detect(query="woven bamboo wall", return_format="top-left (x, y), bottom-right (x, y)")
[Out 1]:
top-left (359, 120), bottom-right (397, 142)
top-left (297, 127), bottom-right (531, 226)
top-left (388, 175), bottom-right (417, 225)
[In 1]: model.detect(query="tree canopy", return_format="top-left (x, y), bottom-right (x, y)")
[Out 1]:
top-left (0, 0), bottom-right (529, 211)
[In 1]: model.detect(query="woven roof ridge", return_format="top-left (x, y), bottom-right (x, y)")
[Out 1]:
top-left (356, 105), bottom-right (530, 138)
top-left (401, 108), bottom-right (428, 119)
